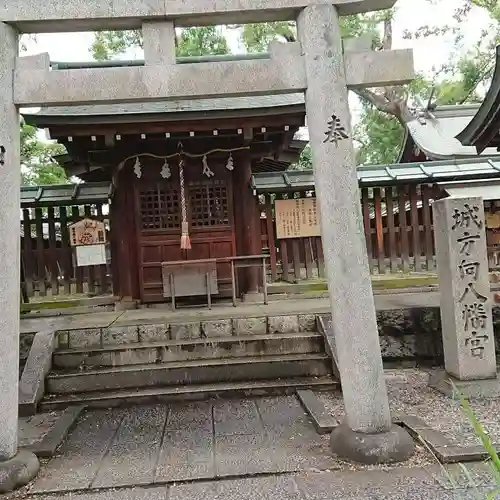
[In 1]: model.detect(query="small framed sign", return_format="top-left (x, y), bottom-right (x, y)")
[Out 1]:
top-left (275, 198), bottom-right (320, 239)
top-left (75, 244), bottom-right (107, 267)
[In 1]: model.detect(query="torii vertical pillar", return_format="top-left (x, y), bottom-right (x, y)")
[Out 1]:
top-left (297, 5), bottom-right (414, 464)
top-left (0, 22), bottom-right (39, 492)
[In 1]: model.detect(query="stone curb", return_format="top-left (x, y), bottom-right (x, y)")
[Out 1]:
top-left (19, 329), bottom-right (57, 416)
top-left (296, 389), bottom-right (338, 434)
top-left (398, 414), bottom-right (499, 464)
top-left (23, 406), bottom-right (85, 458)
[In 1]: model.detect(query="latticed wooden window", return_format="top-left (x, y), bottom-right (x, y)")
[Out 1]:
top-left (139, 184), bottom-right (180, 230)
top-left (188, 180), bottom-right (230, 227)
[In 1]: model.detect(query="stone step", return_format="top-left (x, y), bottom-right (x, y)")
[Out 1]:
top-left (53, 333), bottom-right (324, 369)
top-left (40, 376), bottom-right (339, 411)
top-left (47, 353), bottom-right (332, 394)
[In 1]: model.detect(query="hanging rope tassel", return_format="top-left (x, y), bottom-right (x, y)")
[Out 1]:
top-left (178, 154), bottom-right (191, 250)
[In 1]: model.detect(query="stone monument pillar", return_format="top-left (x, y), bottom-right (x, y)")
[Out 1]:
top-left (431, 197), bottom-right (498, 397)
top-left (297, 5), bottom-right (414, 463)
top-left (0, 22), bottom-right (39, 493)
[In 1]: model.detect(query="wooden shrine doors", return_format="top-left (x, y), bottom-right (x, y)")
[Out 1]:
top-left (134, 160), bottom-right (236, 303)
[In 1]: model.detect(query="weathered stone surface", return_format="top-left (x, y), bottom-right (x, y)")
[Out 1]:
top-left (379, 335), bottom-right (416, 359)
top-left (171, 322), bottom-right (201, 340)
top-left (92, 406), bottom-right (167, 488)
top-left (233, 317), bottom-right (267, 336)
top-left (0, 0), bottom-right (396, 33)
top-left (143, 20), bottom-right (175, 65)
top-left (69, 328), bottom-right (101, 349)
top-left (298, 4), bottom-right (391, 435)
top-left (15, 58), bottom-right (307, 107)
top-left (213, 400), bottom-right (263, 436)
top-left (344, 49), bottom-right (413, 88)
top-left (170, 475), bottom-right (303, 500)
top-left (19, 330), bottom-right (56, 416)
top-left (31, 409), bottom-right (125, 493)
top-left (16, 53), bottom-right (50, 71)
top-left (155, 428), bottom-right (214, 482)
top-left (137, 324), bottom-right (169, 343)
top-left (23, 406), bottom-right (85, 459)
top-left (102, 326), bottom-right (138, 345)
top-left (0, 450), bottom-right (39, 493)
top-left (112, 348), bottom-right (158, 366)
top-left (55, 331), bottom-right (69, 350)
top-left (20, 333), bottom-right (36, 363)
top-left (330, 422), bottom-right (415, 465)
top-left (201, 319), bottom-right (232, 338)
top-left (298, 314), bottom-right (316, 332)
top-left (0, 22), bottom-right (22, 461)
top-left (434, 197), bottom-right (496, 380)
top-left (297, 389), bottom-right (338, 434)
top-left (268, 316), bottom-right (299, 334)
top-left (429, 369), bottom-right (500, 400)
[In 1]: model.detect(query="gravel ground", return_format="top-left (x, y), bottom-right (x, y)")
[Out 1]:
top-left (318, 369), bottom-right (500, 448)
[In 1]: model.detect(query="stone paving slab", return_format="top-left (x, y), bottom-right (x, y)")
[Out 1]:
top-left (19, 412), bottom-right (62, 448)
top-left (169, 475), bottom-right (304, 500)
top-left (165, 401), bottom-right (213, 432)
top-left (213, 399), bottom-right (263, 436)
top-left (92, 406), bottom-right (167, 489)
top-left (18, 407), bottom-right (85, 460)
top-left (30, 394), bottom-right (500, 497)
top-left (29, 396), bottom-right (337, 494)
top-left (155, 427), bottom-right (215, 483)
top-left (17, 464), bottom-right (500, 500)
top-left (31, 409), bottom-right (126, 493)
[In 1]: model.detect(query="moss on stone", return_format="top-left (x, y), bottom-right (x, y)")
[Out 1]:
top-left (20, 300), bottom-right (81, 314)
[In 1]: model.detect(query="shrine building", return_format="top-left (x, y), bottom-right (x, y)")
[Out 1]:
top-left (23, 67), bottom-right (307, 305)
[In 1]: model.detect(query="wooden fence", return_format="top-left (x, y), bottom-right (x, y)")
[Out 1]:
top-left (260, 183), bottom-right (443, 282)
top-left (20, 181), bottom-right (498, 299)
top-left (21, 203), bottom-right (112, 299)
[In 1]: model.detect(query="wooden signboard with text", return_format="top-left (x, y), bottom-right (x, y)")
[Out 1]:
top-left (68, 218), bottom-right (107, 267)
top-left (68, 218), bottom-right (106, 247)
top-left (275, 198), bottom-right (320, 239)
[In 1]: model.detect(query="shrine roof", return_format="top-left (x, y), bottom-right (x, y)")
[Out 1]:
top-left (21, 94), bottom-right (305, 125)
top-left (20, 182), bottom-right (112, 208)
top-left (456, 45), bottom-right (500, 153)
top-left (251, 156), bottom-right (500, 192)
top-left (401, 104), bottom-right (500, 161)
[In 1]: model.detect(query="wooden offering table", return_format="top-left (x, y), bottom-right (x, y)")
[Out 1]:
top-left (161, 254), bottom-right (268, 309)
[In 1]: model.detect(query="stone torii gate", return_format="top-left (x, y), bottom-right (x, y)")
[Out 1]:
top-left (0, 0), bottom-right (415, 490)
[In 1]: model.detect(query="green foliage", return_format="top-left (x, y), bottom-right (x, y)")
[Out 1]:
top-left (289, 144), bottom-right (312, 171)
top-left (176, 27), bottom-right (229, 57)
top-left (355, 109), bottom-right (403, 165)
top-left (20, 123), bottom-right (68, 186)
top-left (91, 26), bottom-right (229, 60)
top-left (241, 22), bottom-right (296, 53)
top-left (91, 30), bottom-right (143, 60)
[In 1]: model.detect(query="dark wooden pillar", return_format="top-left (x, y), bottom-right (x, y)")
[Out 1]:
top-left (111, 168), bottom-right (140, 301)
top-left (235, 151), bottom-right (261, 294)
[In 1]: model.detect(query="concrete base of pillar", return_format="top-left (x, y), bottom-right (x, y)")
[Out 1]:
top-left (0, 450), bottom-right (40, 493)
top-left (429, 370), bottom-right (500, 400)
top-left (330, 422), bottom-right (415, 465)
top-left (242, 292), bottom-right (265, 304)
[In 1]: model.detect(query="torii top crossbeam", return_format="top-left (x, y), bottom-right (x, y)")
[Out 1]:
top-left (1, 0), bottom-right (395, 32)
